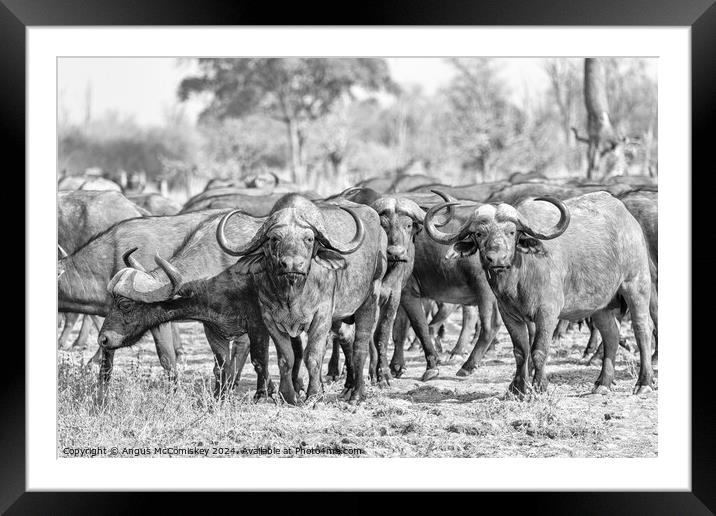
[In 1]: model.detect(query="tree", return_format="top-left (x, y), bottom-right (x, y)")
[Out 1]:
top-left (573, 58), bottom-right (622, 179)
top-left (441, 58), bottom-right (524, 182)
top-left (178, 58), bottom-right (397, 184)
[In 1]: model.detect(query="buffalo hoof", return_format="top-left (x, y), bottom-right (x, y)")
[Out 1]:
top-left (176, 350), bottom-right (187, 365)
top-left (390, 364), bottom-right (406, 379)
top-left (592, 384), bottom-right (611, 395)
top-left (508, 379), bottom-right (529, 398)
top-left (293, 378), bottom-right (305, 396)
top-left (280, 391), bottom-right (299, 406)
top-left (456, 366), bottom-right (475, 377)
top-left (253, 390), bottom-right (269, 403)
top-left (633, 384), bottom-right (654, 395)
top-left (338, 387), bottom-right (354, 402)
top-left (348, 390), bottom-right (365, 405)
top-left (306, 385), bottom-right (324, 400)
top-left (421, 368), bottom-right (439, 382)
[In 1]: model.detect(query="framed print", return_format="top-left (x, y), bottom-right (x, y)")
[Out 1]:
top-left (5, 0), bottom-right (713, 512)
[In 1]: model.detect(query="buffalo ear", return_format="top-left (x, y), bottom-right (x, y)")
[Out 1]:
top-left (445, 239), bottom-right (478, 260)
top-left (516, 234), bottom-right (546, 254)
top-left (235, 252), bottom-right (265, 274)
top-left (314, 248), bottom-right (348, 270)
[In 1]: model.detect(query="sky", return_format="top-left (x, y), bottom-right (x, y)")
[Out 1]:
top-left (57, 57), bottom-right (643, 127)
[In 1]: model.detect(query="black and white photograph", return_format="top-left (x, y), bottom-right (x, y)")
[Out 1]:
top-left (56, 55), bottom-right (660, 459)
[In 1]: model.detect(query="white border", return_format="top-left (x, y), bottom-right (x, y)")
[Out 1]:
top-left (28, 27), bottom-right (690, 491)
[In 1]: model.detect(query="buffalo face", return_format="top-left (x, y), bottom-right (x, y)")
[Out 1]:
top-left (424, 194), bottom-right (571, 273)
top-left (98, 295), bottom-right (147, 350)
top-left (216, 196), bottom-right (365, 293)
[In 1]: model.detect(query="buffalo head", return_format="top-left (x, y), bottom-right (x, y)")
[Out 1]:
top-left (424, 191), bottom-right (570, 272)
top-left (216, 195), bottom-right (364, 292)
top-left (99, 248), bottom-right (183, 349)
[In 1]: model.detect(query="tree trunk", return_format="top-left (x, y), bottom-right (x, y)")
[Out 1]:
top-left (583, 58), bottom-right (618, 179)
top-left (285, 117), bottom-right (305, 185)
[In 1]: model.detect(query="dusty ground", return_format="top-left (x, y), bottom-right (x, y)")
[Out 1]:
top-left (57, 312), bottom-right (657, 458)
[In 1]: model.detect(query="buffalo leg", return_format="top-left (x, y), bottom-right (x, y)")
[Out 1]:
top-left (248, 324), bottom-right (272, 401)
top-left (620, 278), bottom-right (655, 393)
top-left (531, 311), bottom-right (559, 392)
top-left (372, 292), bottom-right (400, 388)
top-left (457, 297), bottom-right (501, 377)
top-left (401, 294), bottom-right (440, 381)
top-left (305, 317), bottom-right (333, 399)
top-left (203, 325), bottom-right (234, 398)
top-left (291, 336), bottom-right (305, 397)
top-left (590, 310), bottom-right (619, 394)
top-left (650, 283), bottom-right (658, 362)
top-left (95, 348), bottom-right (115, 406)
top-left (335, 322), bottom-right (355, 396)
top-left (326, 333), bottom-right (341, 382)
top-left (150, 323), bottom-right (178, 382)
top-left (171, 323), bottom-right (186, 362)
top-left (266, 324), bottom-right (298, 405)
top-left (58, 312), bottom-right (81, 349)
top-left (390, 305), bottom-right (410, 377)
top-left (71, 315), bottom-right (93, 349)
top-left (501, 311), bottom-right (531, 397)
top-left (342, 281), bottom-right (380, 404)
top-left (449, 305), bottom-right (479, 358)
top-left (428, 302), bottom-right (456, 354)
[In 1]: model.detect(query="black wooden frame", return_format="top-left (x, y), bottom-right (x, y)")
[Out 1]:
top-left (4, 0), bottom-right (712, 513)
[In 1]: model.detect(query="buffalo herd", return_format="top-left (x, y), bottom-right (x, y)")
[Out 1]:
top-left (58, 171), bottom-right (658, 405)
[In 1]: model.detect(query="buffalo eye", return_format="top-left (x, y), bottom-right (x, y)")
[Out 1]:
top-left (508, 230), bottom-right (516, 236)
top-left (305, 235), bottom-right (314, 244)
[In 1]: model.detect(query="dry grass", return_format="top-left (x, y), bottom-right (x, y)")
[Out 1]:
top-left (57, 316), bottom-right (657, 458)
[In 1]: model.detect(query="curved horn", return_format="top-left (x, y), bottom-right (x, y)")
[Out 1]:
top-left (318, 205), bottom-right (365, 255)
top-left (154, 253), bottom-right (183, 295)
top-left (270, 171), bottom-right (280, 186)
top-left (339, 186), bottom-right (364, 198)
top-left (429, 190), bottom-right (457, 228)
top-left (122, 247), bottom-right (146, 272)
top-left (57, 244), bottom-right (69, 258)
top-left (216, 209), bottom-right (269, 256)
top-left (424, 202), bottom-right (474, 245)
top-left (518, 197), bottom-right (571, 240)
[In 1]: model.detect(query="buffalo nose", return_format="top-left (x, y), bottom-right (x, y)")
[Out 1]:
top-left (387, 245), bottom-right (406, 260)
top-left (98, 333), bottom-right (108, 348)
top-left (280, 257), bottom-right (304, 271)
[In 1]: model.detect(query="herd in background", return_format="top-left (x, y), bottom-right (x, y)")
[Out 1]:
top-left (57, 168), bottom-right (658, 405)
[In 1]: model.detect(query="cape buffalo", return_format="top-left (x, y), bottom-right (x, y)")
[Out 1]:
top-left (216, 194), bottom-right (386, 404)
top-left (425, 191), bottom-right (655, 396)
top-left (58, 211), bottom-right (212, 379)
top-left (57, 191), bottom-right (151, 350)
top-left (99, 209), bottom-right (273, 402)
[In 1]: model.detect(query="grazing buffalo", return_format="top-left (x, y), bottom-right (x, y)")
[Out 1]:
top-left (98, 209), bottom-right (273, 402)
top-left (216, 194), bottom-right (386, 404)
top-left (58, 212), bottom-right (212, 376)
top-left (425, 191), bottom-right (655, 396)
top-left (127, 193), bottom-right (182, 216)
top-left (57, 191), bottom-right (150, 350)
